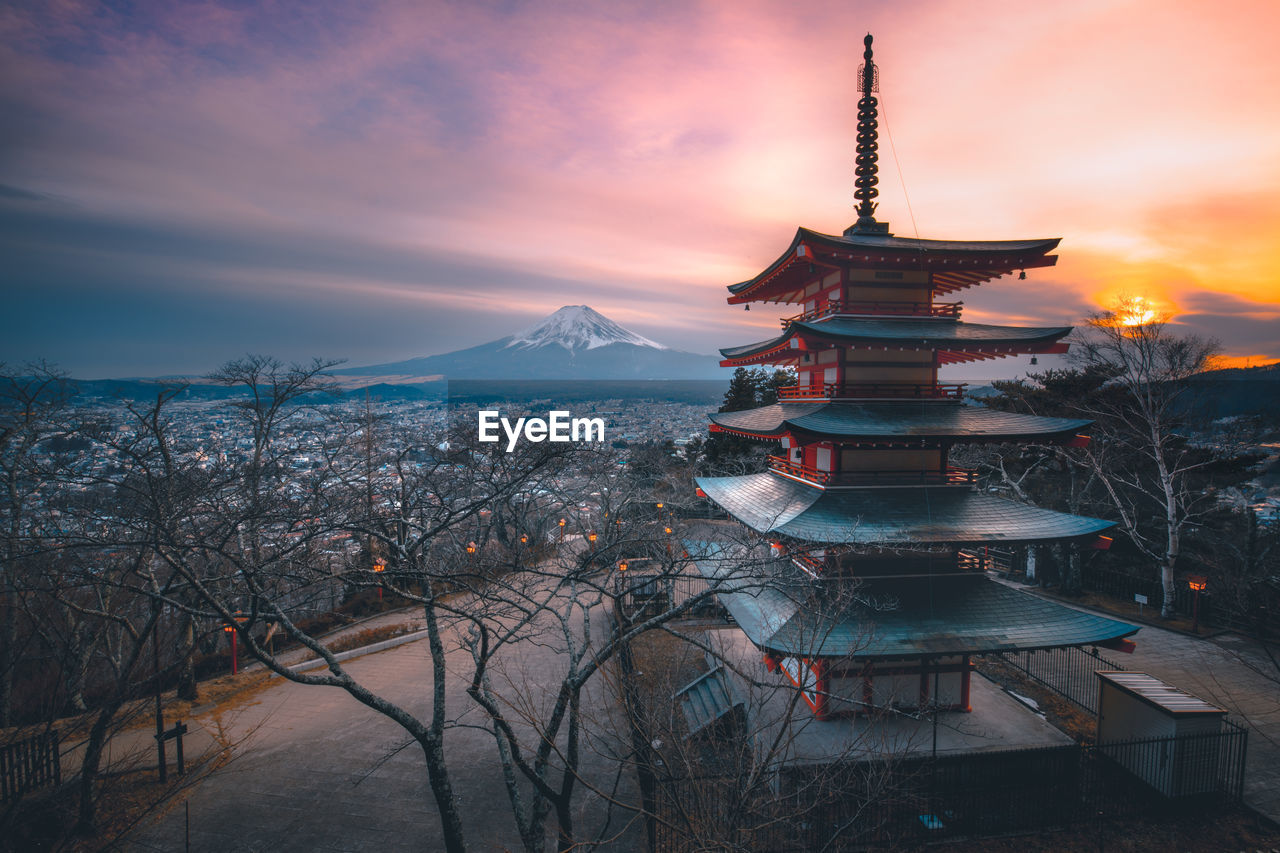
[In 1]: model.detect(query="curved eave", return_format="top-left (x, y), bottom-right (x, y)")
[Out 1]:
top-left (727, 227), bottom-right (1061, 304)
top-left (719, 319), bottom-right (1072, 365)
top-left (686, 542), bottom-right (1137, 660)
top-left (695, 472), bottom-right (1114, 546)
top-left (708, 402), bottom-right (1091, 443)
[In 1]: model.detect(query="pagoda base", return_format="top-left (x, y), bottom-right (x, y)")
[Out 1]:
top-left (765, 653), bottom-right (974, 718)
top-left (709, 628), bottom-right (1072, 762)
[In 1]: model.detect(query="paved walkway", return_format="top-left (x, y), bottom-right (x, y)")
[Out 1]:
top-left (124, 593), bottom-right (644, 852)
top-left (1011, 582), bottom-right (1280, 823)
top-left (114, 578), bottom-right (1279, 850)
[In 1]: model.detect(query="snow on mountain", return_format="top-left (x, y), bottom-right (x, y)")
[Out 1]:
top-left (505, 305), bottom-right (668, 351)
top-left (331, 304), bottom-right (723, 380)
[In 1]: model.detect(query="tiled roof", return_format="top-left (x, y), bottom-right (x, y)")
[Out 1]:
top-left (721, 317), bottom-right (1071, 360)
top-left (687, 541), bottom-right (1138, 659)
top-left (709, 401), bottom-right (1089, 441)
top-left (727, 228), bottom-right (1061, 296)
top-left (695, 472), bottom-right (1114, 545)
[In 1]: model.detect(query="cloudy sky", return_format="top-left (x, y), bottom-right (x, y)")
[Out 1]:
top-left (3, 0), bottom-right (1278, 379)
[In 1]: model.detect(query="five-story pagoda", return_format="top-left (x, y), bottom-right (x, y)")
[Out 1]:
top-left (692, 35), bottom-right (1136, 720)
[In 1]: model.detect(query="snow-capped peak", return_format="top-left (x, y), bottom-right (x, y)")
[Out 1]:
top-left (505, 306), bottom-right (669, 352)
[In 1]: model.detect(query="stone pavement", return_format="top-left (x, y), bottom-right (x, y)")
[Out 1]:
top-left (119, 580), bottom-right (1279, 850)
top-left (1117, 624), bottom-right (1280, 822)
top-left (124, 599), bottom-right (644, 853)
top-left (1011, 582), bottom-right (1280, 824)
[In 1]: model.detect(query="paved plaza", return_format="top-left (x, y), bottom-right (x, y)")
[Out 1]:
top-left (111, 589), bottom-right (1280, 851)
top-left (124, 603), bottom-right (645, 853)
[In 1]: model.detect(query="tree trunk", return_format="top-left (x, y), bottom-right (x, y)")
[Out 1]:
top-left (1062, 546), bottom-right (1082, 596)
top-left (423, 592), bottom-right (467, 853)
top-left (76, 695), bottom-right (125, 834)
top-left (1161, 559), bottom-right (1177, 620)
top-left (416, 734), bottom-right (467, 853)
top-left (177, 615), bottom-right (198, 702)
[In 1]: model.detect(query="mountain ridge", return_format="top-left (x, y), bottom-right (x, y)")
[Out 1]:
top-left (333, 305), bottom-right (723, 381)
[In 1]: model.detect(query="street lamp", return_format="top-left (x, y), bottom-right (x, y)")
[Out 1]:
top-left (373, 561), bottom-right (385, 601)
top-left (1188, 575), bottom-right (1207, 632)
top-left (224, 611), bottom-right (248, 675)
top-left (466, 541), bottom-right (477, 555)
top-left (618, 561), bottom-right (628, 573)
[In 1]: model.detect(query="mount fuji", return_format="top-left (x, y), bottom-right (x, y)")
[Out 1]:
top-left (335, 305), bottom-right (725, 381)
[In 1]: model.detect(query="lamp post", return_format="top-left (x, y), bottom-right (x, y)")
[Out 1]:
top-left (1188, 575), bottom-right (1207, 632)
top-left (373, 561), bottom-right (385, 601)
top-left (558, 518), bottom-right (566, 541)
top-left (224, 611), bottom-right (247, 676)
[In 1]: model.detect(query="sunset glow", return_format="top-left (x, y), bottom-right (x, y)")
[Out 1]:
top-left (1, 1), bottom-right (1278, 377)
top-left (1117, 297), bottom-right (1159, 328)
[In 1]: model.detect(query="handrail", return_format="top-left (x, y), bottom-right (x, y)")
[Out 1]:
top-left (768, 456), bottom-right (977, 486)
top-left (782, 301), bottom-right (962, 326)
top-left (777, 382), bottom-right (966, 401)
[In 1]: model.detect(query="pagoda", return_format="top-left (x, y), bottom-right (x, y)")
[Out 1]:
top-left (692, 35), bottom-right (1136, 719)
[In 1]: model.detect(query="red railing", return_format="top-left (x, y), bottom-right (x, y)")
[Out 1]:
top-left (777, 383), bottom-right (966, 401)
top-left (768, 456), bottom-right (977, 487)
top-left (782, 301), bottom-right (962, 327)
top-left (767, 455), bottom-right (832, 484)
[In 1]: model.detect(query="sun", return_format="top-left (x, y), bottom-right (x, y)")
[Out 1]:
top-left (1116, 296), bottom-right (1158, 327)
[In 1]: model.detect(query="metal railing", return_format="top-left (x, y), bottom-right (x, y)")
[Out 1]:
top-left (648, 726), bottom-right (1249, 851)
top-left (993, 644), bottom-right (1127, 715)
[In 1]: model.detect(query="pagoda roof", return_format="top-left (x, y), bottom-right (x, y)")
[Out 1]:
top-left (720, 317), bottom-right (1071, 366)
top-left (686, 541), bottom-right (1137, 659)
top-left (709, 401), bottom-right (1090, 443)
top-left (727, 227), bottom-right (1061, 304)
top-left (695, 472), bottom-right (1114, 545)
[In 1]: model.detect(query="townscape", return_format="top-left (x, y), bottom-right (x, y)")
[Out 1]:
top-left (4, 6), bottom-right (1280, 853)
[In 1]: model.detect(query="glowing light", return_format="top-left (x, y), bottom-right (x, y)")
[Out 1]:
top-left (1117, 296), bottom-right (1157, 327)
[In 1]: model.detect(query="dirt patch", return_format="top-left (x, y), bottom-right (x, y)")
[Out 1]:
top-left (975, 656), bottom-right (1098, 743)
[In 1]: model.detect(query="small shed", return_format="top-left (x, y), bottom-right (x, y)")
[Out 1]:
top-left (1095, 671), bottom-right (1227, 797)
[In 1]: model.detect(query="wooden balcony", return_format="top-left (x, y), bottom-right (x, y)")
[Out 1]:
top-left (768, 455), bottom-right (978, 487)
top-left (782, 301), bottom-right (962, 327)
top-left (777, 382), bottom-right (966, 401)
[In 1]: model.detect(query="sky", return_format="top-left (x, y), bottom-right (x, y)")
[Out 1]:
top-left (2, 0), bottom-right (1279, 380)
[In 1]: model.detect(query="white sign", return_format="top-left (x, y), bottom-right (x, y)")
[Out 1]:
top-left (1134, 593), bottom-right (1148, 605)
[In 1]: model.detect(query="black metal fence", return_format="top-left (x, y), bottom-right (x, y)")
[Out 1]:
top-left (0, 730), bottom-right (61, 804)
top-left (650, 723), bottom-right (1250, 851)
top-left (1080, 566), bottom-right (1277, 639)
top-left (993, 644), bottom-right (1128, 714)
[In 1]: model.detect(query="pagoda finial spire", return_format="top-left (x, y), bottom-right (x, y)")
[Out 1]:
top-left (847, 33), bottom-right (890, 236)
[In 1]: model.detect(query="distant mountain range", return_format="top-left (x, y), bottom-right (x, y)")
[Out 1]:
top-left (332, 305), bottom-right (726, 382)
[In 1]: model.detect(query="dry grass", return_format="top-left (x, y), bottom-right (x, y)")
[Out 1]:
top-left (975, 657), bottom-right (1098, 743)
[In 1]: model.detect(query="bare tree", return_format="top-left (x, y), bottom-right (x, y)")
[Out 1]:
top-left (1069, 300), bottom-right (1222, 616)
top-left (0, 362), bottom-right (75, 727)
